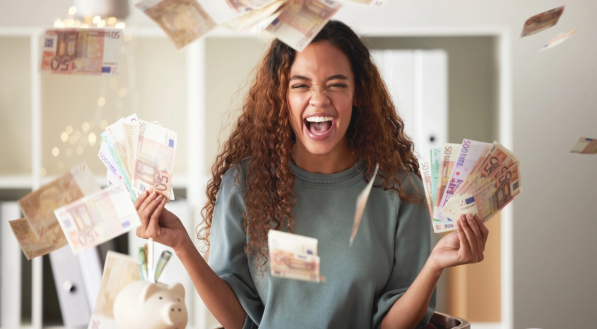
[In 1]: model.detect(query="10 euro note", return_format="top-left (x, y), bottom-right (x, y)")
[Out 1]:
top-left (441, 162), bottom-right (522, 223)
top-left (268, 230), bottom-right (322, 282)
top-left (41, 28), bottom-right (122, 75)
top-left (136, 0), bottom-right (217, 50)
top-left (133, 120), bottom-right (177, 200)
top-left (88, 251), bottom-right (141, 329)
top-left (54, 183), bottom-right (141, 254)
top-left (264, 0), bottom-right (342, 52)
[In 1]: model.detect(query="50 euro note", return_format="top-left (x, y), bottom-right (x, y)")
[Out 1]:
top-left (520, 6), bottom-right (565, 38)
top-left (223, 0), bottom-right (288, 33)
top-left (133, 120), bottom-right (177, 200)
top-left (41, 28), bottom-right (122, 75)
top-left (17, 162), bottom-right (100, 259)
top-left (268, 230), bottom-right (323, 282)
top-left (455, 142), bottom-right (513, 197)
top-left (136, 0), bottom-right (216, 50)
top-left (441, 162), bottom-right (522, 223)
top-left (88, 251), bottom-right (141, 329)
top-left (264, 0), bottom-right (342, 52)
top-left (350, 163), bottom-right (379, 245)
top-left (54, 183), bottom-right (141, 254)
top-left (570, 137), bottom-right (597, 154)
top-left (345, 0), bottom-right (385, 6)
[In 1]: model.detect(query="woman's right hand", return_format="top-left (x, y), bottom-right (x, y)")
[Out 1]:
top-left (135, 189), bottom-right (190, 252)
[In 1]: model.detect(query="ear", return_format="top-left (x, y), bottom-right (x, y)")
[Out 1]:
top-left (140, 283), bottom-right (160, 302)
top-left (168, 283), bottom-right (185, 299)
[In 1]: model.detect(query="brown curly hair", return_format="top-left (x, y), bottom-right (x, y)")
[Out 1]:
top-left (199, 20), bottom-right (422, 271)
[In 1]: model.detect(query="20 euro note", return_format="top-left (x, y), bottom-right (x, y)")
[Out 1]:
top-left (268, 230), bottom-right (322, 282)
top-left (133, 120), bottom-right (177, 200)
top-left (441, 162), bottom-right (522, 223)
top-left (434, 144), bottom-right (461, 219)
top-left (264, 0), bottom-right (342, 52)
top-left (41, 28), bottom-right (122, 75)
top-left (136, 0), bottom-right (217, 50)
top-left (98, 141), bottom-right (138, 200)
top-left (88, 251), bottom-right (141, 329)
top-left (54, 183), bottom-right (141, 254)
top-left (350, 163), bottom-right (379, 245)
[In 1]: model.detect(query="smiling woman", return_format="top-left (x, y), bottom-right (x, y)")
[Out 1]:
top-left (134, 20), bottom-right (489, 329)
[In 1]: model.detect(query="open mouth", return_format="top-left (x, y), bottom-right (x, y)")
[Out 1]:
top-left (303, 115), bottom-right (335, 141)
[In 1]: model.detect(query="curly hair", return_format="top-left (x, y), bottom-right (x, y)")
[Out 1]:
top-left (198, 20), bottom-right (421, 271)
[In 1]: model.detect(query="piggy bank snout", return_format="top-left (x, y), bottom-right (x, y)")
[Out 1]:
top-left (162, 301), bottom-right (187, 326)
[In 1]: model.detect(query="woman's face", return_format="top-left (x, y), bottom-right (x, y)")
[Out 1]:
top-left (287, 41), bottom-right (356, 157)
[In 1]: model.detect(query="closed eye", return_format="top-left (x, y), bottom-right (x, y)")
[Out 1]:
top-left (291, 84), bottom-right (309, 89)
top-left (326, 83), bottom-right (347, 90)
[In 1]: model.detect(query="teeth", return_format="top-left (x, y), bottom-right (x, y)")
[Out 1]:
top-left (306, 116), bottom-right (333, 123)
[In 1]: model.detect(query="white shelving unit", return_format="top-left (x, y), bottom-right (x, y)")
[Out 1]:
top-left (0, 25), bottom-right (514, 329)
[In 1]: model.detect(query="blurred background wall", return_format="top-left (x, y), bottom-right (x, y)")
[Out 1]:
top-left (0, 0), bottom-right (596, 329)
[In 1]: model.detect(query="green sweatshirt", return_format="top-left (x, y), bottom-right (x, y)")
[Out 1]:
top-left (208, 159), bottom-right (435, 329)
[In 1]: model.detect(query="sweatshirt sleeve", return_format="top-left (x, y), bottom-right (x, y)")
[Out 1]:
top-left (208, 164), bottom-right (264, 327)
top-left (372, 173), bottom-right (436, 329)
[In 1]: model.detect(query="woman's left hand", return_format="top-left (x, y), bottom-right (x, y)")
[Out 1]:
top-left (429, 214), bottom-right (489, 271)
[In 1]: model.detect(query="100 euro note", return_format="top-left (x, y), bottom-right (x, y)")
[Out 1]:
top-left (264, 0), bottom-right (342, 52)
top-left (54, 183), bottom-right (141, 254)
top-left (436, 140), bottom-right (491, 222)
top-left (136, 0), bottom-right (216, 50)
top-left (268, 230), bottom-right (322, 282)
top-left (88, 251), bottom-right (141, 329)
top-left (17, 162), bottom-right (100, 258)
top-left (41, 28), bottom-right (122, 75)
top-left (441, 162), bottom-right (522, 223)
top-left (133, 120), bottom-right (177, 200)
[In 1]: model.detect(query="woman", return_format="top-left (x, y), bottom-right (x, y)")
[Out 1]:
top-left (135, 20), bottom-right (489, 329)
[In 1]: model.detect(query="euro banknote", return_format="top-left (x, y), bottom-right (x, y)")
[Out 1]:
top-left (420, 159), bottom-right (455, 233)
top-left (136, 0), bottom-right (217, 50)
top-left (520, 6), bottom-right (565, 37)
top-left (430, 147), bottom-right (441, 209)
top-left (41, 28), bottom-right (122, 75)
top-left (346, 0), bottom-right (385, 5)
top-left (264, 0), bottom-right (342, 52)
top-left (436, 140), bottom-right (491, 221)
top-left (133, 120), bottom-right (177, 200)
top-left (268, 230), bottom-right (322, 282)
top-left (18, 162), bottom-right (100, 241)
top-left (350, 163), bottom-right (379, 245)
top-left (88, 251), bottom-right (141, 329)
top-left (434, 144), bottom-right (461, 218)
top-left (540, 28), bottom-right (579, 52)
top-left (54, 183), bottom-right (141, 254)
top-left (223, 0), bottom-right (287, 33)
top-left (9, 218), bottom-right (65, 260)
top-left (570, 137), bottom-right (597, 154)
top-left (441, 162), bottom-right (522, 222)
top-left (98, 142), bottom-right (137, 200)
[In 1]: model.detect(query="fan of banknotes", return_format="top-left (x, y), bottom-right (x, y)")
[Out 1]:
top-left (98, 113), bottom-right (178, 201)
top-left (419, 140), bottom-right (523, 233)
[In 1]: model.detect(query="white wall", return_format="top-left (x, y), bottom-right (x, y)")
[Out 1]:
top-left (1, 1), bottom-right (597, 328)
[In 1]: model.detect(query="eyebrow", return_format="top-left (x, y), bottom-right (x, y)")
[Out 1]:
top-left (289, 74), bottom-right (349, 82)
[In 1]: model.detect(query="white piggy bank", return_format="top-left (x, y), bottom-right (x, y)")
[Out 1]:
top-left (113, 281), bottom-right (188, 329)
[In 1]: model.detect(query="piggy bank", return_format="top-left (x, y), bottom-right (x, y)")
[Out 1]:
top-left (113, 281), bottom-right (188, 329)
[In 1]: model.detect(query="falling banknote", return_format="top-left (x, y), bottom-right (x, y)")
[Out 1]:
top-left (268, 230), bottom-right (322, 282)
top-left (520, 6), bottom-right (565, 38)
top-left (570, 137), bottom-right (597, 154)
top-left (41, 28), bottom-right (122, 75)
top-left (136, 0), bottom-right (217, 50)
top-left (349, 163), bottom-right (379, 245)
top-left (16, 162), bottom-right (100, 258)
top-left (223, 0), bottom-right (288, 33)
top-left (540, 28), bottom-right (579, 51)
top-left (54, 183), bottom-right (141, 254)
top-left (264, 0), bottom-right (342, 52)
top-left (88, 251), bottom-right (141, 329)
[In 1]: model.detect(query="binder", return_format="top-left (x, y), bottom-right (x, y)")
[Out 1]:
top-left (0, 202), bottom-right (22, 328)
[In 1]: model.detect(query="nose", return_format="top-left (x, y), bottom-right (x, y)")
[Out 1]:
top-left (308, 87), bottom-right (331, 108)
top-left (163, 301), bottom-right (186, 325)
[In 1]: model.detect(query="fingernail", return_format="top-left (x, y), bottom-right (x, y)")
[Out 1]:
top-left (157, 228), bottom-right (161, 236)
top-left (156, 194), bottom-right (163, 201)
top-left (150, 192), bottom-right (156, 198)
